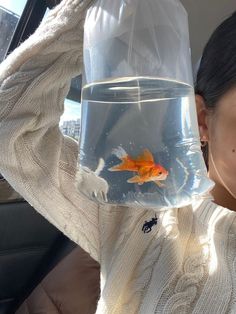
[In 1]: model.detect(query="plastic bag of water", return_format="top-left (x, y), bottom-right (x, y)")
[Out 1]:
top-left (77, 0), bottom-right (214, 209)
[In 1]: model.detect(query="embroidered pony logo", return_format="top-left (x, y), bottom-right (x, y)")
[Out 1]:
top-left (142, 215), bottom-right (158, 233)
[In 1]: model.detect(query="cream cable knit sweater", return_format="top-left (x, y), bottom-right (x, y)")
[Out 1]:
top-left (1, 1), bottom-right (236, 313)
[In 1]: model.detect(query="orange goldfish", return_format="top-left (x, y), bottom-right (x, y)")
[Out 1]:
top-left (109, 146), bottom-right (168, 187)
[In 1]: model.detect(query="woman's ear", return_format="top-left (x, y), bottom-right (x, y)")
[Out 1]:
top-left (195, 94), bottom-right (209, 141)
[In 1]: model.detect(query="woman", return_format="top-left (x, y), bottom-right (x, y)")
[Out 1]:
top-left (195, 18), bottom-right (236, 211)
top-left (1, 0), bottom-right (236, 312)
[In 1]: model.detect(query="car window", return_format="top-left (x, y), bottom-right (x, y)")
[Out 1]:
top-left (0, 0), bottom-right (27, 63)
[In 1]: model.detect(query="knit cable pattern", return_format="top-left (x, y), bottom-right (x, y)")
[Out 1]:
top-left (0, 0), bottom-right (100, 261)
top-left (120, 223), bottom-right (166, 314)
top-left (162, 241), bottom-right (209, 313)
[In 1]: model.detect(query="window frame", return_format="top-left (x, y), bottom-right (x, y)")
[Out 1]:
top-left (6, 0), bottom-right (61, 57)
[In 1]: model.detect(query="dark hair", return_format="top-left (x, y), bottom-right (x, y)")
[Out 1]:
top-left (195, 11), bottom-right (236, 167)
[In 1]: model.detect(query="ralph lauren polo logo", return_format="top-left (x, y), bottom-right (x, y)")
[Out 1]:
top-left (142, 215), bottom-right (158, 233)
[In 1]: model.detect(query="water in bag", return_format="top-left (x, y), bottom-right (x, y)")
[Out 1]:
top-left (79, 77), bottom-right (213, 208)
top-left (77, 0), bottom-right (214, 209)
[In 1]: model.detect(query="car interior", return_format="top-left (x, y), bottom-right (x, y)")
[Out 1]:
top-left (0, 0), bottom-right (235, 313)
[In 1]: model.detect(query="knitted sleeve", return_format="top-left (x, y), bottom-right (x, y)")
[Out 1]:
top-left (0, 0), bottom-right (100, 262)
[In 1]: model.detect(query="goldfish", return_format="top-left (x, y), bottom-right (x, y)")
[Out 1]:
top-left (109, 146), bottom-right (168, 187)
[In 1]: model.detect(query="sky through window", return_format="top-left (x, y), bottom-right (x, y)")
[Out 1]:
top-left (0, 0), bottom-right (26, 15)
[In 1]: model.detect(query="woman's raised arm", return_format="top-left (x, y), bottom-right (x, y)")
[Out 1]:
top-left (0, 0), bottom-right (100, 262)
